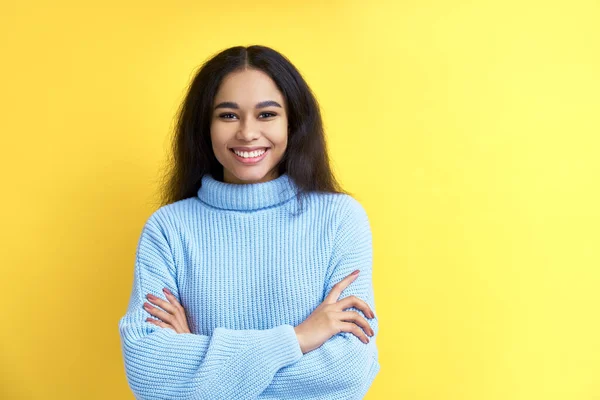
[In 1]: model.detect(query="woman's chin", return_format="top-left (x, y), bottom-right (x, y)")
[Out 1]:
top-left (224, 168), bottom-right (276, 184)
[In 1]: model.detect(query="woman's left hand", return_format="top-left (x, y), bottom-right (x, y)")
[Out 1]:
top-left (143, 288), bottom-right (191, 334)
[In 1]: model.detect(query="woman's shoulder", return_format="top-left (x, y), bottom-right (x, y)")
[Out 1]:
top-left (140, 197), bottom-right (198, 232)
top-left (305, 191), bottom-right (369, 223)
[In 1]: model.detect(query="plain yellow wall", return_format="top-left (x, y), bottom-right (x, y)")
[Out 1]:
top-left (1, 0), bottom-right (599, 399)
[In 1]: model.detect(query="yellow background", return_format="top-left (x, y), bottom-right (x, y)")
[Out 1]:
top-left (1, 0), bottom-right (599, 399)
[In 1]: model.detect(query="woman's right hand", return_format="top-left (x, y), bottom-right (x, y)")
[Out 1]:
top-left (293, 270), bottom-right (375, 354)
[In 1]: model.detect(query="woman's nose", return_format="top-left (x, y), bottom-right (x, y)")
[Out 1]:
top-left (236, 118), bottom-right (260, 140)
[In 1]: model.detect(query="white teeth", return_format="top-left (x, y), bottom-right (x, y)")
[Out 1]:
top-left (233, 149), bottom-right (266, 158)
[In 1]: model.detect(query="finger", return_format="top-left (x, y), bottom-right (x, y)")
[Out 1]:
top-left (143, 302), bottom-right (175, 325)
top-left (337, 311), bottom-right (375, 337)
top-left (339, 322), bottom-right (370, 344)
top-left (162, 287), bottom-right (183, 307)
top-left (162, 289), bottom-right (188, 330)
top-left (324, 270), bottom-right (360, 304)
top-left (162, 288), bottom-right (188, 318)
top-left (336, 295), bottom-right (374, 319)
top-left (146, 293), bottom-right (178, 315)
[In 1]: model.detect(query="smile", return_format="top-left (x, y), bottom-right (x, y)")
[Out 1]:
top-left (230, 148), bottom-right (269, 164)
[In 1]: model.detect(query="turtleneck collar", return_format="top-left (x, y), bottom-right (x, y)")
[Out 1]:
top-left (197, 173), bottom-right (299, 211)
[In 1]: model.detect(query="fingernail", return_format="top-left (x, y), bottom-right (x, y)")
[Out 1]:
top-left (146, 294), bottom-right (156, 300)
top-left (163, 288), bottom-right (172, 295)
top-left (351, 270), bottom-right (360, 276)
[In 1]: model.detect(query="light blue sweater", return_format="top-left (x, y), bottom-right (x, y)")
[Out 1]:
top-left (118, 172), bottom-right (380, 399)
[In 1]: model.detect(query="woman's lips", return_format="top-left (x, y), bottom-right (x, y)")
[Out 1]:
top-left (230, 148), bottom-right (269, 164)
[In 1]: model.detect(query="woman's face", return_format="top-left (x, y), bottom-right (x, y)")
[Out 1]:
top-left (210, 68), bottom-right (288, 184)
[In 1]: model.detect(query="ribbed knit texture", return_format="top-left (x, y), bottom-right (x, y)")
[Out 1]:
top-left (118, 172), bottom-right (380, 399)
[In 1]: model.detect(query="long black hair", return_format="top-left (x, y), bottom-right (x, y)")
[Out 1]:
top-left (158, 45), bottom-right (350, 208)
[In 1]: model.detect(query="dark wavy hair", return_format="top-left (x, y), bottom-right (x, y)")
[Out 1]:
top-left (158, 45), bottom-right (350, 208)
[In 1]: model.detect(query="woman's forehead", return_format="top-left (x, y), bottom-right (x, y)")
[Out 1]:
top-left (214, 69), bottom-right (284, 105)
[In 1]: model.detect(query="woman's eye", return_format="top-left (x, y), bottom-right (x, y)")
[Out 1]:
top-left (218, 112), bottom-right (276, 120)
top-left (220, 113), bottom-right (237, 119)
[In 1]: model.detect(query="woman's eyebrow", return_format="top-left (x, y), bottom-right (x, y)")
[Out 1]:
top-left (214, 100), bottom-right (282, 110)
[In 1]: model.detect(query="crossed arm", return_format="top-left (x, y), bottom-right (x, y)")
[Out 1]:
top-left (118, 199), bottom-right (379, 399)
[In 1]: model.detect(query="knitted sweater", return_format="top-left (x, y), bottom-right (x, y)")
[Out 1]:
top-left (118, 172), bottom-right (380, 399)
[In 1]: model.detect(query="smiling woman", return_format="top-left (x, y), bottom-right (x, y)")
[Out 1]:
top-left (118, 45), bottom-right (380, 399)
top-left (210, 69), bottom-right (289, 184)
top-left (158, 44), bottom-right (345, 203)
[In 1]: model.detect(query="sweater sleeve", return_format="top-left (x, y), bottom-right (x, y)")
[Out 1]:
top-left (118, 212), bottom-right (303, 400)
top-left (259, 196), bottom-right (381, 399)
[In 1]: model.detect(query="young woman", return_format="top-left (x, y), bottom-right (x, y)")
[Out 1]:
top-left (118, 45), bottom-right (380, 399)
